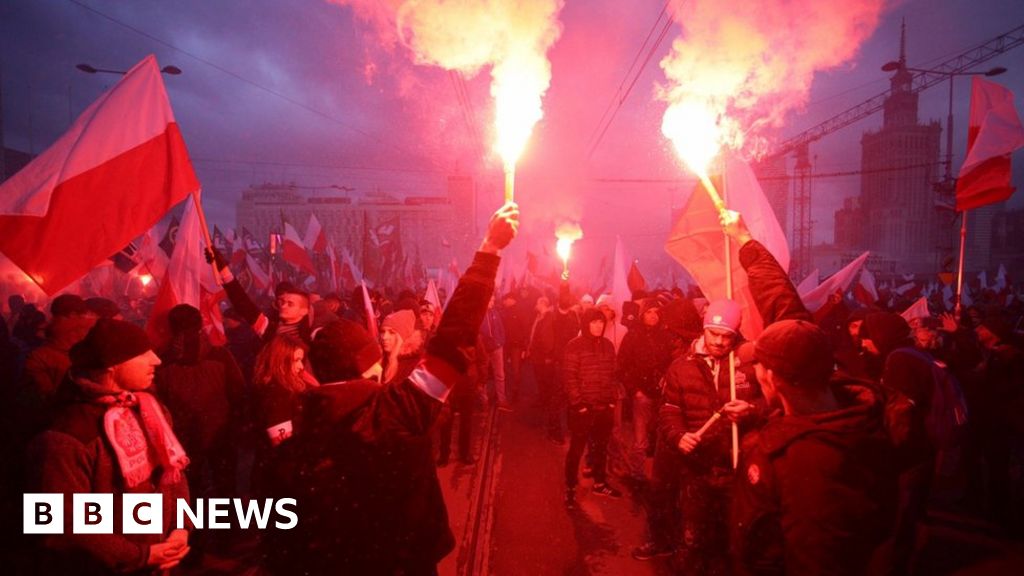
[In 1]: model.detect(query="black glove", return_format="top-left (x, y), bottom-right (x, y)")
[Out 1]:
top-left (205, 247), bottom-right (229, 271)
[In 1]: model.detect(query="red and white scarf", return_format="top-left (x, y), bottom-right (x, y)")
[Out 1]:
top-left (96, 391), bottom-right (189, 488)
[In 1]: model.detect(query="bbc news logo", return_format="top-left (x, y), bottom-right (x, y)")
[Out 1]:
top-left (24, 494), bottom-right (297, 534)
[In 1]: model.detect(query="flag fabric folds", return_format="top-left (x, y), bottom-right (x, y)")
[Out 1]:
top-left (627, 260), bottom-right (648, 295)
top-left (282, 222), bottom-right (316, 275)
top-left (665, 154), bottom-right (790, 338)
top-left (0, 55), bottom-right (198, 294)
top-left (955, 77), bottom-right (1024, 211)
top-left (799, 252), bottom-right (870, 313)
top-left (900, 297), bottom-right (931, 323)
top-left (148, 195), bottom-right (225, 347)
top-left (854, 267), bottom-right (879, 307)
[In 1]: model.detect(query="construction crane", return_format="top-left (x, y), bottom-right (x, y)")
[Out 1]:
top-left (766, 23), bottom-right (1024, 279)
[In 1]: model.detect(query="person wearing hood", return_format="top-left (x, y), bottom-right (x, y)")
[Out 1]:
top-left (722, 211), bottom-right (897, 576)
top-left (563, 307), bottom-right (621, 505)
top-left (649, 298), bottom-right (763, 573)
top-left (26, 319), bottom-right (192, 574)
top-left (260, 203), bottom-right (518, 576)
top-left (833, 307), bottom-right (869, 378)
top-left (154, 305), bottom-right (245, 502)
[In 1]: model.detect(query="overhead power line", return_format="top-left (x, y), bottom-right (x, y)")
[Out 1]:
top-left (65, 0), bottom-right (439, 169)
top-left (586, 1), bottom-right (675, 159)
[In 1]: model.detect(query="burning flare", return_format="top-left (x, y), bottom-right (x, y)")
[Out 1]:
top-left (659, 0), bottom-right (884, 168)
top-left (332, 1), bottom-right (565, 200)
top-left (555, 221), bottom-right (582, 279)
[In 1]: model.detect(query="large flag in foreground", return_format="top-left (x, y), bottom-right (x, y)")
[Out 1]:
top-left (955, 77), bottom-right (1024, 211)
top-left (665, 154), bottom-right (790, 338)
top-left (0, 55), bottom-right (197, 294)
top-left (148, 195), bottom-right (226, 347)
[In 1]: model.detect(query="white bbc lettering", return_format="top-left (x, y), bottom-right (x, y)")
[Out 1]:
top-left (23, 494), bottom-right (63, 534)
top-left (207, 498), bottom-right (231, 529)
top-left (177, 498), bottom-right (204, 529)
top-left (275, 498), bottom-right (298, 529)
top-left (73, 494), bottom-right (113, 534)
top-left (234, 499), bottom-right (273, 529)
top-left (122, 494), bottom-right (163, 535)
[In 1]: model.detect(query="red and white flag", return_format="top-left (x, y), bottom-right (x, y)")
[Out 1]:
top-left (854, 267), bottom-right (879, 307)
top-left (245, 253), bottom-right (271, 292)
top-left (900, 297), bottom-right (931, 323)
top-left (304, 214), bottom-right (327, 254)
top-left (796, 269), bottom-right (820, 295)
top-left (665, 154), bottom-right (790, 338)
top-left (147, 195), bottom-right (226, 347)
top-left (800, 252), bottom-right (870, 313)
top-left (360, 280), bottom-right (378, 340)
top-left (282, 222), bottom-right (316, 275)
top-left (956, 77), bottom-right (1024, 211)
top-left (0, 55), bottom-right (198, 294)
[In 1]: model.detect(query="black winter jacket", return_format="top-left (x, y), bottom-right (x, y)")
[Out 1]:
top-left (563, 319), bottom-right (617, 407)
top-left (659, 337), bottom-right (764, 472)
top-left (731, 240), bottom-right (897, 576)
top-left (261, 251), bottom-right (499, 575)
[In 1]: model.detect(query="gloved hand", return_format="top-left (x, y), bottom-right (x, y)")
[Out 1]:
top-left (204, 247), bottom-right (230, 271)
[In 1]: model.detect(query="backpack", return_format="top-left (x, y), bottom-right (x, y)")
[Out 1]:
top-left (880, 348), bottom-right (968, 451)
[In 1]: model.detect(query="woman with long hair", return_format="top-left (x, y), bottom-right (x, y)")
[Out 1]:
top-left (250, 335), bottom-right (311, 500)
top-left (252, 334), bottom-right (311, 447)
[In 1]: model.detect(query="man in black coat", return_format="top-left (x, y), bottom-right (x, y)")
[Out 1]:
top-left (261, 203), bottom-right (518, 576)
top-left (655, 298), bottom-right (763, 574)
top-left (723, 213), bottom-right (897, 576)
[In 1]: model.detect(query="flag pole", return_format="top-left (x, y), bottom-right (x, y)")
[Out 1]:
top-left (191, 190), bottom-right (222, 285)
top-left (719, 162), bottom-right (739, 470)
top-left (701, 160), bottom-right (739, 469)
top-left (954, 210), bottom-right (969, 320)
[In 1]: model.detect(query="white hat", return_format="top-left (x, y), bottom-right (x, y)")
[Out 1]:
top-left (595, 294), bottom-right (614, 308)
top-left (581, 294), bottom-right (594, 305)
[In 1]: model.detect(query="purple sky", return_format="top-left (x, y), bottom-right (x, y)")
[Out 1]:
top-left (2, 0), bottom-right (1023, 283)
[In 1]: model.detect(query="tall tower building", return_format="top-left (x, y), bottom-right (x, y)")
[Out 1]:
top-left (858, 22), bottom-right (942, 273)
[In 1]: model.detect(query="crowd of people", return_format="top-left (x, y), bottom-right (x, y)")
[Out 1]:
top-left (1, 203), bottom-right (1022, 575)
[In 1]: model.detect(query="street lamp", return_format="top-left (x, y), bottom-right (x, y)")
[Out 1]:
top-left (76, 63), bottom-right (182, 76)
top-left (880, 61), bottom-right (1007, 317)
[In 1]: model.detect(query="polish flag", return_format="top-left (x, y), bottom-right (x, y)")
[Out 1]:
top-left (246, 253), bottom-right (271, 292)
top-left (283, 222), bottom-right (316, 275)
top-left (956, 77), bottom-right (1024, 211)
top-left (900, 297), bottom-right (931, 323)
top-left (0, 55), bottom-right (197, 295)
top-left (853, 268), bottom-right (879, 307)
top-left (799, 252), bottom-right (870, 313)
top-left (305, 214), bottom-right (328, 254)
top-left (665, 154), bottom-right (790, 338)
top-left (361, 280), bottom-right (378, 340)
top-left (148, 195), bottom-right (226, 347)
top-left (796, 269), bottom-right (820, 295)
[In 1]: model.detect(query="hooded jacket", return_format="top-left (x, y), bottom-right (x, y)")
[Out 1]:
top-left (563, 309), bottom-right (617, 407)
top-left (260, 251), bottom-right (498, 575)
top-left (734, 240), bottom-right (898, 576)
top-left (731, 380), bottom-right (897, 576)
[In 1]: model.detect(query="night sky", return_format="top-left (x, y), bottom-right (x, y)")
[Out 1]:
top-left (2, 0), bottom-right (1023, 283)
